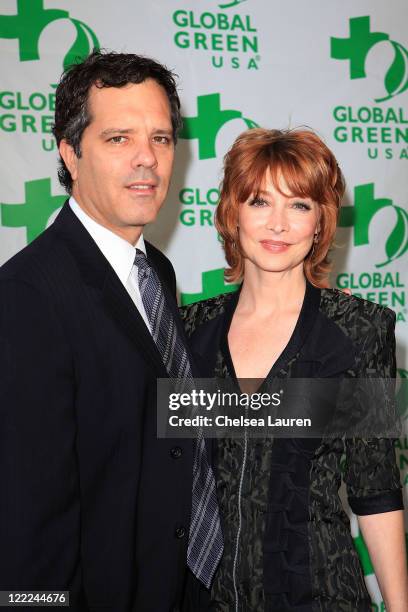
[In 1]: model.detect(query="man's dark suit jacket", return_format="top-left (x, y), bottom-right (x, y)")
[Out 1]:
top-left (0, 202), bottom-right (193, 612)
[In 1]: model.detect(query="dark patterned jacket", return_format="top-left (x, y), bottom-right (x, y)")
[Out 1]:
top-left (180, 282), bottom-right (403, 612)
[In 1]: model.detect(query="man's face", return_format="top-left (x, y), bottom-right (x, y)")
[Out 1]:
top-left (60, 79), bottom-right (175, 243)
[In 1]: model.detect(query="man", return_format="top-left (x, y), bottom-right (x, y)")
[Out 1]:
top-left (0, 51), bottom-right (221, 611)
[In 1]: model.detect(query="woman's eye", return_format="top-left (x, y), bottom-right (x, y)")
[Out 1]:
top-left (249, 197), bottom-right (268, 207)
top-left (292, 201), bottom-right (311, 211)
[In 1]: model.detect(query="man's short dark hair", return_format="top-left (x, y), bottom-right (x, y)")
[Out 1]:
top-left (52, 50), bottom-right (182, 194)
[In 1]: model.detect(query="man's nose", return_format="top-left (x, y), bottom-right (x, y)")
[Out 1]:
top-left (130, 139), bottom-right (158, 169)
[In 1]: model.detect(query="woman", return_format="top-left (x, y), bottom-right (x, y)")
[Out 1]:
top-left (181, 129), bottom-right (408, 611)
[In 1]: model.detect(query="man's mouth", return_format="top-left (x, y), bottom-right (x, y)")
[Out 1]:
top-left (126, 182), bottom-right (157, 193)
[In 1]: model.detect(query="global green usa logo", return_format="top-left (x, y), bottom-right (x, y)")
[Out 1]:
top-left (0, 0), bottom-right (99, 70)
top-left (178, 94), bottom-right (258, 230)
top-left (180, 93), bottom-right (258, 159)
top-left (330, 17), bottom-right (408, 160)
top-left (339, 183), bottom-right (408, 268)
top-left (331, 16), bottom-right (408, 103)
top-left (0, 0), bottom-right (99, 152)
top-left (337, 184), bottom-right (407, 322)
top-left (1, 179), bottom-right (65, 243)
top-left (172, 0), bottom-right (260, 70)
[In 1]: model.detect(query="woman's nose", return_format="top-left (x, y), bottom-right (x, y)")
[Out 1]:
top-left (265, 207), bottom-right (289, 233)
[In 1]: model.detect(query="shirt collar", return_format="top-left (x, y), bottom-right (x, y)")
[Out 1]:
top-left (69, 196), bottom-right (146, 286)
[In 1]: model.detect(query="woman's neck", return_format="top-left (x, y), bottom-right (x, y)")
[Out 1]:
top-left (237, 263), bottom-right (307, 316)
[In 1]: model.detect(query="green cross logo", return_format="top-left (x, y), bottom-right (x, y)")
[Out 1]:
top-left (1, 179), bottom-right (65, 244)
top-left (180, 268), bottom-right (239, 305)
top-left (0, 0), bottom-right (99, 70)
top-left (331, 16), bottom-right (408, 102)
top-left (339, 183), bottom-right (408, 268)
top-left (180, 93), bottom-right (258, 159)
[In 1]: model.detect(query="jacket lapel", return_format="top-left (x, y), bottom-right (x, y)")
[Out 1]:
top-left (146, 243), bottom-right (199, 377)
top-left (101, 268), bottom-right (168, 375)
top-left (53, 201), bottom-right (167, 376)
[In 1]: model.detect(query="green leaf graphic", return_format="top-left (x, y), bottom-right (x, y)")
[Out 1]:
top-left (376, 41), bottom-right (408, 102)
top-left (393, 42), bottom-right (408, 96)
top-left (377, 206), bottom-right (408, 268)
top-left (219, 0), bottom-right (247, 7)
top-left (385, 42), bottom-right (405, 95)
top-left (63, 18), bottom-right (99, 70)
top-left (243, 117), bottom-right (259, 129)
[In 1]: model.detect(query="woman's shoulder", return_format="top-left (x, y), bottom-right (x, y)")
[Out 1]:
top-left (179, 291), bottom-right (236, 337)
top-left (320, 287), bottom-right (396, 334)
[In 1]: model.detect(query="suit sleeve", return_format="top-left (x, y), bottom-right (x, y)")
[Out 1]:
top-left (0, 279), bottom-right (79, 589)
top-left (344, 308), bottom-right (403, 515)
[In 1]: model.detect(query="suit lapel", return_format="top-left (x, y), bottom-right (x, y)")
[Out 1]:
top-left (146, 243), bottom-right (199, 377)
top-left (101, 268), bottom-right (168, 375)
top-left (53, 202), bottom-right (167, 376)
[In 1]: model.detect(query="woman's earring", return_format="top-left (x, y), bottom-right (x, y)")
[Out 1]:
top-left (311, 232), bottom-right (319, 257)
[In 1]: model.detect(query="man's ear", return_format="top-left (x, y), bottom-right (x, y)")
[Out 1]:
top-left (59, 140), bottom-right (79, 182)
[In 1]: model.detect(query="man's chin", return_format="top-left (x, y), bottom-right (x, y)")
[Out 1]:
top-left (122, 204), bottom-right (162, 225)
top-left (124, 213), bottom-right (160, 230)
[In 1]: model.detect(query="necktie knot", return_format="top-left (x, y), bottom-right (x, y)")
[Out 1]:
top-left (134, 249), bottom-right (151, 280)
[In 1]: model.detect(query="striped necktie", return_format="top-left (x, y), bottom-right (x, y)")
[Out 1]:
top-left (134, 249), bottom-right (223, 588)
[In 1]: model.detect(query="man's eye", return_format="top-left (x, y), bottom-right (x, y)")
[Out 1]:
top-left (108, 136), bottom-right (127, 144)
top-left (153, 135), bottom-right (171, 145)
top-left (249, 197), bottom-right (268, 207)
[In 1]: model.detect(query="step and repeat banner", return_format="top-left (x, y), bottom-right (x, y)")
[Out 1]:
top-left (0, 0), bottom-right (407, 606)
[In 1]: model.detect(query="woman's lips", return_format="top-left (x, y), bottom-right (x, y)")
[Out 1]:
top-left (260, 240), bottom-right (291, 253)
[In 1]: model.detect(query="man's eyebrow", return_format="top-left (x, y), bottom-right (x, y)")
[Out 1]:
top-left (100, 128), bottom-right (135, 137)
top-left (152, 128), bottom-right (173, 137)
top-left (99, 127), bottom-right (174, 137)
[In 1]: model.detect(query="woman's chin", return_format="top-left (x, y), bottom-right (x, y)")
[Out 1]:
top-left (247, 256), bottom-right (305, 275)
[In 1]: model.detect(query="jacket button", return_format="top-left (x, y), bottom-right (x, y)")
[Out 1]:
top-left (170, 446), bottom-right (182, 459)
top-left (175, 526), bottom-right (186, 539)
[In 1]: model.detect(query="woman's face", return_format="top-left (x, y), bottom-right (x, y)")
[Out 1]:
top-left (238, 170), bottom-right (320, 276)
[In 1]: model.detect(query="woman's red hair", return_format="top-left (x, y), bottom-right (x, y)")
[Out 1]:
top-left (215, 128), bottom-right (345, 288)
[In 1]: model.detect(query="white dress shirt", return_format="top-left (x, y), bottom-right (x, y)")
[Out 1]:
top-left (69, 197), bottom-right (152, 333)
